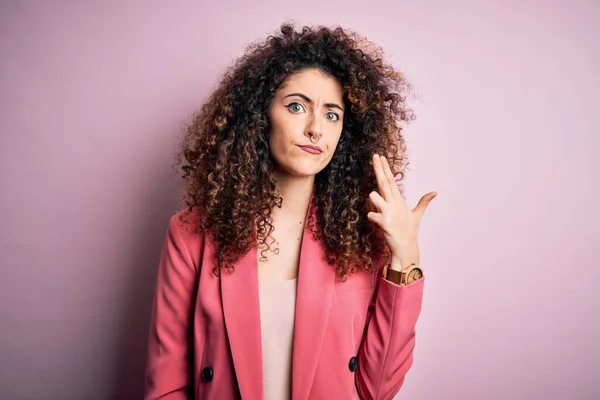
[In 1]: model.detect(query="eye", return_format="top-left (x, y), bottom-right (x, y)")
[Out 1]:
top-left (326, 112), bottom-right (340, 122)
top-left (286, 102), bottom-right (305, 113)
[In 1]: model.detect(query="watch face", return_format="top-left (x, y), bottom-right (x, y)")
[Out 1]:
top-left (407, 268), bottom-right (423, 282)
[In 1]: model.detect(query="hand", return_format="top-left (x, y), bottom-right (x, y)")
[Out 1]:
top-left (367, 154), bottom-right (437, 269)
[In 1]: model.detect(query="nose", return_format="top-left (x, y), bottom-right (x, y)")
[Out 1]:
top-left (305, 113), bottom-right (323, 140)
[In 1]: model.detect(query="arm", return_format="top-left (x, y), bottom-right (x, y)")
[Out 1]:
top-left (355, 271), bottom-right (425, 400)
top-left (359, 153), bottom-right (433, 399)
top-left (145, 214), bottom-right (199, 400)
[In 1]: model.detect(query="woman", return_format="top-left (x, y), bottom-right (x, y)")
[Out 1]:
top-left (145, 23), bottom-right (437, 400)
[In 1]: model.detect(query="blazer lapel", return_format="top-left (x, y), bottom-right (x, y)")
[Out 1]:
top-left (220, 193), bottom-right (336, 400)
top-left (291, 203), bottom-right (336, 400)
top-left (220, 239), bottom-right (263, 400)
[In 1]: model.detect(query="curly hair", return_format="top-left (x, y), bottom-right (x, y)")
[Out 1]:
top-left (174, 22), bottom-right (415, 278)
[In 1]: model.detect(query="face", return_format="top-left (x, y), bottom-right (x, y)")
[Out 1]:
top-left (268, 68), bottom-right (344, 178)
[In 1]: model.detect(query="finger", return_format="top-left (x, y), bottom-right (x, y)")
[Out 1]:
top-left (412, 191), bottom-right (437, 221)
top-left (380, 156), bottom-right (402, 203)
top-left (372, 154), bottom-right (393, 201)
top-left (367, 211), bottom-right (385, 227)
top-left (368, 190), bottom-right (389, 213)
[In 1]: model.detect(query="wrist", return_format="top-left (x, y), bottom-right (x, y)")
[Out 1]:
top-left (390, 255), bottom-right (420, 271)
top-left (383, 261), bottom-right (424, 285)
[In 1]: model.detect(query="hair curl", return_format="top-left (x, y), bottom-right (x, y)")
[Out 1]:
top-left (174, 22), bottom-right (415, 278)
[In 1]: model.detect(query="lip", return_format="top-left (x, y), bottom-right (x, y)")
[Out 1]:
top-left (298, 145), bottom-right (323, 154)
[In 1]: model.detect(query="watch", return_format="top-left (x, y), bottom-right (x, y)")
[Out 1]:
top-left (383, 263), bottom-right (424, 286)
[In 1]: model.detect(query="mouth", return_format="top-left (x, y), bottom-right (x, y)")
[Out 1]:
top-left (297, 145), bottom-right (323, 154)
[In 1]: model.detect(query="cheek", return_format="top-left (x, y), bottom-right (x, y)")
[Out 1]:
top-left (269, 115), bottom-right (297, 145)
top-left (326, 131), bottom-right (343, 153)
top-left (268, 130), bottom-right (287, 154)
top-left (267, 116), bottom-right (283, 147)
top-left (268, 129), bottom-right (294, 164)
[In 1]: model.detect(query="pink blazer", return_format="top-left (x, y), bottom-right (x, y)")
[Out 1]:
top-left (144, 207), bottom-right (425, 400)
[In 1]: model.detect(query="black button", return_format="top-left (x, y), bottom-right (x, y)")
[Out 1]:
top-left (348, 356), bottom-right (358, 372)
top-left (201, 366), bottom-right (213, 382)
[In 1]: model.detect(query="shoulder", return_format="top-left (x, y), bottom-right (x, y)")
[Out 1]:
top-left (168, 206), bottom-right (204, 244)
top-left (162, 207), bottom-right (206, 272)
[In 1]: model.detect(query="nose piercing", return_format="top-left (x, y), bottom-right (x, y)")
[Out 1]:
top-left (310, 134), bottom-right (320, 144)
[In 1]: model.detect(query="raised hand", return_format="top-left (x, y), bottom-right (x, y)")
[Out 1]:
top-left (367, 154), bottom-right (437, 269)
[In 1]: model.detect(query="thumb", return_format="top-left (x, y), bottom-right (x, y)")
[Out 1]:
top-left (412, 191), bottom-right (437, 221)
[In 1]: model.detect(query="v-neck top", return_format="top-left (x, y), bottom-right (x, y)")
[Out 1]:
top-left (258, 278), bottom-right (298, 400)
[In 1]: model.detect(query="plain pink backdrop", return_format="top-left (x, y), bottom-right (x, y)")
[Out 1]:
top-left (1, 1), bottom-right (598, 399)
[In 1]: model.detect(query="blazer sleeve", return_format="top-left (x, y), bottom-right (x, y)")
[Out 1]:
top-left (355, 270), bottom-right (425, 400)
top-left (145, 214), bottom-right (199, 400)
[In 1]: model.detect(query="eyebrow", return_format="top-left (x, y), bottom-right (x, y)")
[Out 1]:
top-left (283, 92), bottom-right (344, 112)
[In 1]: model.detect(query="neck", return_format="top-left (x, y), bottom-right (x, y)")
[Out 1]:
top-left (271, 170), bottom-right (314, 218)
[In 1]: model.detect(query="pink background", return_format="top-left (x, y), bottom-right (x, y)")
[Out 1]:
top-left (1, 1), bottom-right (598, 399)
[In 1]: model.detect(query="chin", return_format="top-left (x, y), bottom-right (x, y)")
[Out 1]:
top-left (278, 161), bottom-right (325, 178)
top-left (286, 167), bottom-right (322, 178)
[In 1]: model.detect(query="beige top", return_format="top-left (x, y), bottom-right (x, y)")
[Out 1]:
top-left (258, 278), bottom-right (298, 400)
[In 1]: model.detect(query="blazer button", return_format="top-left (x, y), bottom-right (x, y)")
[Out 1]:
top-left (201, 366), bottom-right (214, 382)
top-left (348, 356), bottom-right (358, 372)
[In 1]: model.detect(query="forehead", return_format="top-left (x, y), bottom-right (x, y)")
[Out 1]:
top-left (278, 68), bottom-right (343, 100)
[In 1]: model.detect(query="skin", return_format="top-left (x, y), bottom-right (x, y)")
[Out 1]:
top-left (268, 67), bottom-right (345, 191)
top-left (262, 67), bottom-right (437, 281)
top-left (368, 154), bottom-right (437, 271)
top-left (259, 68), bottom-right (344, 281)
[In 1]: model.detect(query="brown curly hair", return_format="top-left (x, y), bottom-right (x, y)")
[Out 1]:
top-left (174, 22), bottom-right (415, 278)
